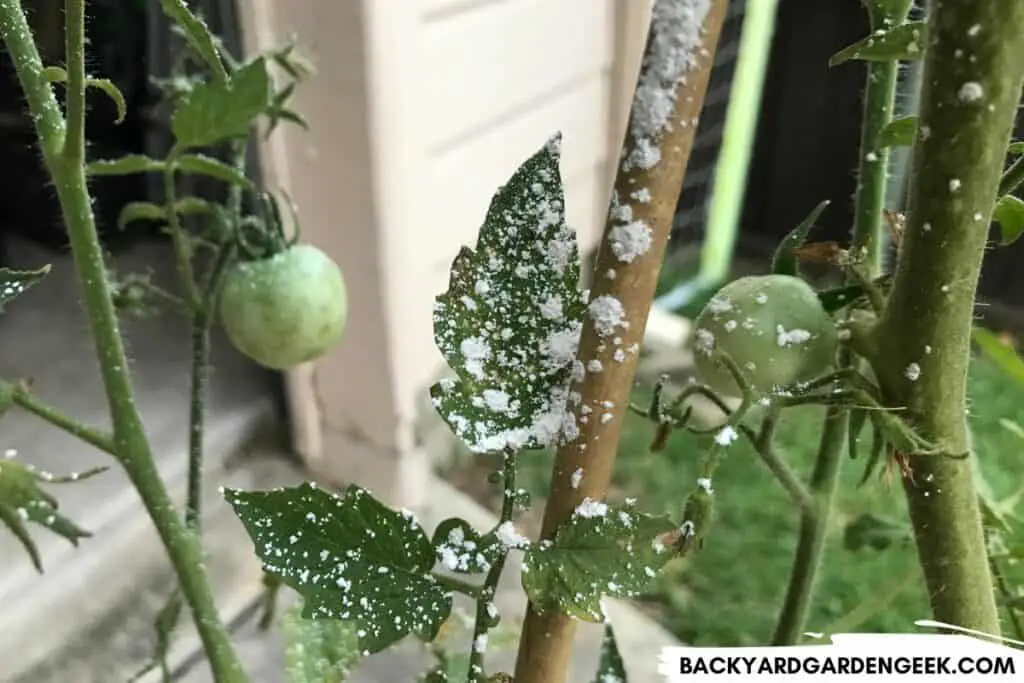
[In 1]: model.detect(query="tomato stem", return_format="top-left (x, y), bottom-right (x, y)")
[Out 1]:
top-left (874, 0), bottom-right (1024, 635)
top-left (772, 0), bottom-right (910, 646)
top-left (0, 1), bottom-right (249, 680)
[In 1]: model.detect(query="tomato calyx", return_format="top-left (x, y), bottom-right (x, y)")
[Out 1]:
top-left (234, 191), bottom-right (302, 262)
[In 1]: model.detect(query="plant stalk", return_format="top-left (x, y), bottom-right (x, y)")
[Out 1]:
top-left (873, 0), bottom-right (1024, 634)
top-left (184, 141), bottom-right (245, 530)
top-left (512, 2), bottom-right (728, 681)
top-left (467, 450), bottom-right (517, 683)
top-left (771, 0), bottom-right (908, 644)
top-left (0, 1), bottom-right (248, 679)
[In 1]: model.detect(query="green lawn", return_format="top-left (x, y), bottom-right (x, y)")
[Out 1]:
top-left (511, 354), bottom-right (1024, 646)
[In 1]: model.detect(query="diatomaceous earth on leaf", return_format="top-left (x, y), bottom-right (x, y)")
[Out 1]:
top-left (219, 244), bottom-right (347, 370)
top-left (692, 274), bottom-right (838, 397)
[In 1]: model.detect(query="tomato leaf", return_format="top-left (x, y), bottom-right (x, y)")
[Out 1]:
top-left (592, 622), bottom-right (628, 683)
top-left (1, 265), bottom-right (50, 312)
top-left (87, 154), bottom-right (166, 176)
top-left (972, 327), bottom-right (1024, 385)
top-left (117, 198), bottom-right (218, 231)
top-left (283, 602), bottom-right (362, 683)
top-left (430, 134), bottom-right (587, 454)
top-left (771, 200), bottom-right (830, 277)
top-left (43, 67), bottom-right (127, 123)
top-left (177, 153), bottom-right (254, 189)
top-left (0, 457), bottom-right (102, 572)
top-left (876, 115), bottom-right (918, 149)
top-left (521, 502), bottom-right (674, 622)
top-left (156, 0), bottom-right (227, 81)
top-left (172, 57), bottom-right (270, 148)
top-left (223, 483), bottom-right (452, 654)
top-left (993, 194), bottom-right (1024, 245)
top-left (830, 22), bottom-right (927, 66)
top-left (431, 517), bottom-right (505, 575)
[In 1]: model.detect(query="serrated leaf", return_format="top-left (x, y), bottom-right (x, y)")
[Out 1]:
top-left (993, 195), bottom-right (1024, 246)
top-left (592, 622), bottom-right (628, 683)
top-left (86, 78), bottom-right (127, 124)
top-left (87, 155), bottom-right (166, 176)
top-left (118, 202), bottom-right (168, 230)
top-left (843, 512), bottom-right (910, 551)
top-left (176, 154), bottom-right (254, 188)
top-left (876, 116), bottom-right (918, 149)
top-left (973, 327), bottom-right (1024, 385)
top-left (172, 58), bottom-right (270, 148)
top-left (431, 517), bottom-right (504, 575)
top-left (283, 602), bottom-right (362, 683)
top-left (830, 22), bottom-right (927, 66)
top-left (41, 67), bottom-right (127, 123)
top-left (1, 265), bottom-right (50, 312)
top-left (224, 483), bottom-right (452, 653)
top-left (117, 198), bottom-right (216, 231)
top-left (430, 134), bottom-right (586, 454)
top-left (157, 0), bottom-right (226, 80)
top-left (522, 502), bottom-right (674, 622)
top-left (771, 200), bottom-right (830, 276)
top-left (0, 457), bottom-right (95, 572)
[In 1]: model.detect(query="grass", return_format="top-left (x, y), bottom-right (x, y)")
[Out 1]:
top-left (505, 354), bottom-right (1024, 646)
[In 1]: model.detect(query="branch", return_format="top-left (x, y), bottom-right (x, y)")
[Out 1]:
top-left (874, 0), bottom-right (1024, 634)
top-left (512, 2), bottom-right (729, 681)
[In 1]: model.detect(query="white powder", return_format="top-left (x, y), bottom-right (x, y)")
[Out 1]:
top-left (776, 326), bottom-right (812, 347)
top-left (958, 82), bottom-right (984, 103)
top-left (609, 221), bottom-right (654, 263)
top-left (625, 0), bottom-right (711, 170)
top-left (588, 295), bottom-right (628, 337)
top-left (714, 425), bottom-right (738, 446)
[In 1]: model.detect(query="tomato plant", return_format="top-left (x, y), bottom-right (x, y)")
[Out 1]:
top-left (692, 274), bottom-right (838, 397)
top-left (219, 244), bottom-right (348, 370)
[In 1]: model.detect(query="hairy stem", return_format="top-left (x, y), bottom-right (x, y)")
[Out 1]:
top-left (165, 149), bottom-right (201, 312)
top-left (1, 380), bottom-right (116, 455)
top-left (512, 2), bottom-right (728, 681)
top-left (874, 0), bottom-right (1024, 634)
top-left (772, 2), bottom-right (908, 644)
top-left (0, 2), bottom-right (247, 679)
top-left (184, 141), bottom-right (245, 530)
top-left (772, 408), bottom-right (847, 644)
top-left (467, 450), bottom-right (517, 683)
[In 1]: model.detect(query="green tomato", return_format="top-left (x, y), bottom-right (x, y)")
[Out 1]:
top-left (219, 244), bottom-right (347, 370)
top-left (692, 274), bottom-right (837, 397)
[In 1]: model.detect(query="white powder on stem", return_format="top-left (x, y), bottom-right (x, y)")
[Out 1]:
top-left (625, 0), bottom-right (711, 171)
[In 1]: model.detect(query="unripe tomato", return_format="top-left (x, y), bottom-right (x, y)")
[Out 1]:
top-left (219, 244), bottom-right (347, 370)
top-left (692, 274), bottom-right (837, 397)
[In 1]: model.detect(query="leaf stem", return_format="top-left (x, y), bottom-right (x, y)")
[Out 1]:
top-left (753, 410), bottom-right (814, 517)
top-left (467, 449), bottom-right (517, 683)
top-left (771, 2), bottom-right (907, 644)
top-left (0, 2), bottom-right (248, 679)
top-left (431, 573), bottom-right (483, 600)
top-left (873, 0), bottom-right (1024, 634)
top-left (164, 147), bottom-right (201, 312)
top-left (512, 3), bottom-right (729, 681)
top-left (2, 380), bottom-right (116, 455)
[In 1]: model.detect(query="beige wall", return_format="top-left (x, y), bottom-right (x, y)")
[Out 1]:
top-left (240, 0), bottom-right (651, 504)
